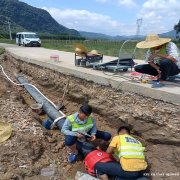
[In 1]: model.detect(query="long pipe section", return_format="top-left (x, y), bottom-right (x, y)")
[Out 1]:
top-left (16, 75), bottom-right (66, 130)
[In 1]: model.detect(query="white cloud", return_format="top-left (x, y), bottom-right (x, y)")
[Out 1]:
top-left (118, 0), bottom-right (137, 7)
top-left (43, 7), bottom-right (136, 35)
top-left (138, 0), bottom-right (180, 34)
top-left (96, 0), bottom-right (137, 7)
top-left (42, 0), bottom-right (180, 36)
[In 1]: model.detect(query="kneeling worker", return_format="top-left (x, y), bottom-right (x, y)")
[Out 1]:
top-left (61, 104), bottom-right (111, 163)
top-left (94, 126), bottom-right (148, 179)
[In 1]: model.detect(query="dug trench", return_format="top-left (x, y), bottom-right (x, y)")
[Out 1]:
top-left (0, 52), bottom-right (180, 180)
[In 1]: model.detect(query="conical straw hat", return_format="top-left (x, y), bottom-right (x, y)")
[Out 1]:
top-left (136, 34), bottom-right (171, 49)
top-left (0, 121), bottom-right (12, 143)
top-left (89, 50), bottom-right (102, 55)
top-left (74, 43), bottom-right (88, 53)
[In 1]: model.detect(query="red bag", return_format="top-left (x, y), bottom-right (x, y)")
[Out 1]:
top-left (83, 150), bottom-right (115, 176)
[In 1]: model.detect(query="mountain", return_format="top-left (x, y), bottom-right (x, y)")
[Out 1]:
top-left (80, 31), bottom-right (146, 40)
top-left (0, 0), bottom-right (79, 36)
top-left (114, 35), bottom-right (145, 40)
top-left (79, 31), bottom-right (113, 40)
top-left (80, 30), bottom-right (178, 41)
top-left (159, 30), bottom-right (179, 39)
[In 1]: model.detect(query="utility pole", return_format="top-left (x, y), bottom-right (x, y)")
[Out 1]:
top-left (7, 20), bottom-right (12, 40)
top-left (136, 18), bottom-right (143, 38)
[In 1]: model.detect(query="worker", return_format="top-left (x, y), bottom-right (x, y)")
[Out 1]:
top-left (135, 34), bottom-right (180, 83)
top-left (94, 126), bottom-right (148, 180)
top-left (61, 104), bottom-right (111, 163)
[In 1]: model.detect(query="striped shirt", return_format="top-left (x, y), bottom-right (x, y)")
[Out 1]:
top-left (145, 42), bottom-right (180, 69)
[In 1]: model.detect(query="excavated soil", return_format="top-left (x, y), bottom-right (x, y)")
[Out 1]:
top-left (0, 52), bottom-right (180, 180)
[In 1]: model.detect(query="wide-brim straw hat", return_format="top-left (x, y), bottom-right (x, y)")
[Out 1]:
top-left (0, 121), bottom-right (12, 143)
top-left (74, 43), bottom-right (88, 53)
top-left (136, 34), bottom-right (171, 49)
top-left (89, 49), bottom-right (102, 55)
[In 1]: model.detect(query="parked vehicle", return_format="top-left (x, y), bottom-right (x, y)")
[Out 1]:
top-left (16, 32), bottom-right (41, 47)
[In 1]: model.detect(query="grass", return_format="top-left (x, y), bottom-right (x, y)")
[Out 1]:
top-left (0, 38), bottom-right (179, 60)
top-left (42, 39), bottom-right (147, 59)
top-left (35, 39), bottom-right (180, 60)
top-left (0, 48), bottom-right (5, 55)
top-left (0, 39), bottom-right (16, 44)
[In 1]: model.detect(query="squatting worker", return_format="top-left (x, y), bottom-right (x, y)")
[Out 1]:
top-left (135, 34), bottom-right (180, 80)
top-left (61, 104), bottom-right (111, 163)
top-left (94, 126), bottom-right (147, 180)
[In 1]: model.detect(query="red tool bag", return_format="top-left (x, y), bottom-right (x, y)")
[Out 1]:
top-left (83, 150), bottom-right (115, 176)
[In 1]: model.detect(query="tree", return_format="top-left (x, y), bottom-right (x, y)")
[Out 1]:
top-left (174, 21), bottom-right (180, 47)
top-left (174, 20), bottom-right (180, 38)
top-left (0, 0), bottom-right (80, 36)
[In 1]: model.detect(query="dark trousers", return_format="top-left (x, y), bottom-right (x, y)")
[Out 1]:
top-left (134, 59), bottom-right (179, 80)
top-left (64, 130), bottom-right (111, 146)
top-left (94, 162), bottom-right (144, 179)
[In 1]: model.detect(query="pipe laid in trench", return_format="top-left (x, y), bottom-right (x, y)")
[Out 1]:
top-left (16, 74), bottom-right (66, 130)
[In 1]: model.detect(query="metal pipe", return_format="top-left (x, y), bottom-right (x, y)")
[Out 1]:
top-left (117, 40), bottom-right (138, 66)
top-left (16, 75), bottom-right (66, 130)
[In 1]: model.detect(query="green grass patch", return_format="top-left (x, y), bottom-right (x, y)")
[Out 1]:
top-left (0, 38), bottom-right (179, 60)
top-left (0, 48), bottom-right (5, 55)
top-left (42, 39), bottom-right (147, 60)
top-left (0, 39), bottom-right (16, 44)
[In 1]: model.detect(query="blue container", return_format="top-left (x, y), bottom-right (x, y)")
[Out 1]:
top-left (42, 118), bottom-right (53, 130)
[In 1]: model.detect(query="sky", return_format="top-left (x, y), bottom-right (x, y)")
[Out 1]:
top-left (20, 0), bottom-right (180, 36)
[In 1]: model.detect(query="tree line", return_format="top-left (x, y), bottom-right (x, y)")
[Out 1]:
top-left (0, 32), bottom-right (86, 40)
top-left (174, 20), bottom-right (180, 38)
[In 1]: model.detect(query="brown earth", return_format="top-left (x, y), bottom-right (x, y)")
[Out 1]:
top-left (0, 52), bottom-right (179, 180)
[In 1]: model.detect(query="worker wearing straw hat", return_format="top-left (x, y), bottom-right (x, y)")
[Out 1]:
top-left (135, 34), bottom-right (180, 81)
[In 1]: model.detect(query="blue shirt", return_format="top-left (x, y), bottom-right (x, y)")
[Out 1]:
top-left (61, 112), bottom-right (97, 136)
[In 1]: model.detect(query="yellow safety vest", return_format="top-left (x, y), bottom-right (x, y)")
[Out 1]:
top-left (114, 134), bottom-right (145, 159)
top-left (67, 114), bottom-right (94, 133)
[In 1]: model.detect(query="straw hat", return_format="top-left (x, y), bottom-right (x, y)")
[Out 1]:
top-left (89, 50), bottom-right (101, 55)
top-left (75, 47), bottom-right (83, 53)
top-left (0, 121), bottom-right (12, 143)
top-left (136, 34), bottom-right (171, 49)
top-left (74, 43), bottom-right (88, 53)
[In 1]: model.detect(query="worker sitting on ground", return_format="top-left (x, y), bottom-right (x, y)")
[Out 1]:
top-left (61, 104), bottom-right (111, 163)
top-left (94, 126), bottom-right (148, 180)
top-left (135, 34), bottom-right (180, 82)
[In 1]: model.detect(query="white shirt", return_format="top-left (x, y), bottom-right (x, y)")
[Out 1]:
top-left (145, 42), bottom-right (180, 69)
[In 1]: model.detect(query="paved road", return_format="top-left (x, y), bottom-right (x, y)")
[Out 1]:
top-left (0, 43), bottom-right (180, 104)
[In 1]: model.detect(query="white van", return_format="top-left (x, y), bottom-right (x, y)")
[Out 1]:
top-left (16, 32), bottom-right (41, 47)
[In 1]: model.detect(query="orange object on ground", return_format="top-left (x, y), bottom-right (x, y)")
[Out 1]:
top-left (83, 150), bottom-right (115, 176)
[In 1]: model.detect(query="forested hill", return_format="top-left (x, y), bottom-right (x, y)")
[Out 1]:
top-left (0, 0), bottom-right (79, 36)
